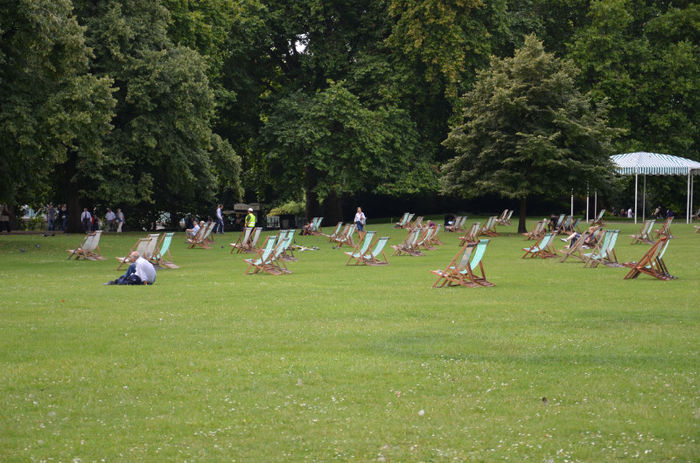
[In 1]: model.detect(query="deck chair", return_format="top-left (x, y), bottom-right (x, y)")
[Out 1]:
top-left (495, 210), bottom-right (509, 226)
top-left (391, 228), bottom-right (422, 256)
top-left (247, 227), bottom-right (263, 252)
top-left (280, 229), bottom-right (297, 261)
top-left (583, 229), bottom-right (620, 268)
top-left (116, 234), bottom-right (159, 269)
top-left (345, 231), bottom-right (376, 265)
top-left (623, 237), bottom-right (675, 280)
top-left (558, 227), bottom-right (600, 263)
top-left (550, 214), bottom-right (565, 233)
top-left (152, 232), bottom-right (178, 269)
top-left (560, 215), bottom-right (573, 232)
top-left (243, 237), bottom-right (278, 275)
top-left (361, 237), bottom-right (390, 266)
top-left (408, 216), bottom-right (424, 231)
top-left (522, 233), bottom-right (556, 259)
top-left (591, 209), bottom-right (606, 226)
top-left (429, 224), bottom-right (443, 246)
top-left (445, 215), bottom-right (461, 232)
top-left (229, 227), bottom-right (253, 253)
top-left (695, 225), bottom-right (700, 234)
top-left (459, 222), bottom-right (481, 246)
top-left (394, 213), bottom-right (411, 228)
top-left (268, 234), bottom-right (294, 273)
top-left (480, 216), bottom-right (499, 237)
top-left (653, 217), bottom-right (673, 239)
top-left (324, 222), bottom-right (343, 241)
top-left (187, 222), bottom-right (214, 249)
top-left (570, 217), bottom-right (581, 232)
top-left (630, 220), bottom-right (655, 245)
top-left (333, 223), bottom-right (356, 248)
top-left (310, 217), bottom-right (323, 235)
top-left (503, 210), bottom-right (514, 226)
top-left (431, 239), bottom-right (493, 288)
top-left (522, 219), bottom-right (546, 240)
top-left (415, 227), bottom-right (436, 251)
top-left (67, 231), bottom-right (105, 261)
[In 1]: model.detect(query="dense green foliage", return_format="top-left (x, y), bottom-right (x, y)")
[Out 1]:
top-left (1, 221), bottom-right (699, 460)
top-left (442, 36), bottom-right (616, 232)
top-left (1, 0), bottom-right (697, 223)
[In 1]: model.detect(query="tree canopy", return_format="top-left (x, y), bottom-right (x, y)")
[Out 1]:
top-left (442, 35), bottom-right (616, 232)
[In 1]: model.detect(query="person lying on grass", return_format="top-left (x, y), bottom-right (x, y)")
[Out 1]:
top-left (104, 251), bottom-right (156, 285)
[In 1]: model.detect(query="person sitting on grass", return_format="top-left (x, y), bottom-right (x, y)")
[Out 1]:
top-left (105, 251), bottom-right (156, 285)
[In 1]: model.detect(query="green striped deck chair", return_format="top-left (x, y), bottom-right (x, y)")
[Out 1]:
top-left (153, 232), bottom-right (178, 269)
top-left (416, 227), bottom-right (436, 250)
top-left (431, 242), bottom-right (475, 288)
top-left (583, 229), bottom-right (619, 268)
top-left (362, 236), bottom-right (390, 266)
top-left (459, 222), bottom-right (481, 246)
top-left (550, 214), bottom-right (565, 233)
top-left (310, 217), bottom-right (323, 235)
top-left (187, 222), bottom-right (214, 249)
top-left (243, 236), bottom-right (278, 275)
top-left (480, 216), bottom-right (499, 237)
top-left (391, 228), bottom-right (422, 256)
top-left (334, 223), bottom-right (356, 248)
top-left (558, 227), bottom-right (599, 263)
top-left (394, 213), bottom-right (410, 228)
top-left (458, 239), bottom-right (494, 287)
top-left (631, 220), bottom-right (655, 245)
top-left (522, 233), bottom-right (556, 259)
top-left (324, 222), bottom-right (343, 241)
top-left (281, 229), bottom-right (297, 261)
top-left (591, 209), bottom-right (606, 226)
top-left (624, 237), bottom-right (675, 280)
top-left (430, 224), bottom-right (443, 246)
top-left (345, 231), bottom-right (376, 265)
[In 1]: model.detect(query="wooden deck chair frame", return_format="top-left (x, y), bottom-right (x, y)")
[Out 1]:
top-left (408, 216), bottom-right (424, 231)
top-left (459, 239), bottom-right (494, 287)
top-left (187, 222), bottom-right (214, 249)
top-left (429, 224), bottom-right (443, 246)
top-left (431, 242), bottom-right (476, 288)
top-left (153, 232), bottom-right (178, 269)
top-left (244, 237), bottom-right (278, 275)
top-left (495, 209), bottom-right (509, 226)
top-left (391, 228), bottom-right (422, 256)
top-left (623, 237), bottom-right (675, 280)
top-left (394, 212), bottom-right (411, 228)
top-left (116, 235), bottom-right (156, 269)
top-left (653, 217), bottom-right (673, 239)
top-left (630, 220), bottom-right (655, 245)
top-left (345, 231), bottom-right (377, 265)
top-left (522, 233), bottom-right (556, 259)
top-left (67, 231), bottom-right (105, 261)
top-left (335, 223), bottom-right (356, 249)
top-left (362, 237), bottom-right (390, 266)
top-left (582, 229), bottom-right (619, 268)
top-left (324, 222), bottom-right (343, 240)
top-left (230, 227), bottom-right (253, 254)
top-left (67, 233), bottom-right (93, 260)
top-left (558, 227), bottom-right (599, 263)
top-left (459, 222), bottom-right (481, 246)
top-left (480, 216), bottom-right (499, 237)
top-left (522, 219), bottom-right (546, 240)
top-left (591, 209), bottom-right (606, 226)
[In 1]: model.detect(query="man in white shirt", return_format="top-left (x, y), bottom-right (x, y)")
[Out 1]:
top-left (105, 208), bottom-right (116, 231)
top-left (80, 208), bottom-right (92, 232)
top-left (105, 251), bottom-right (156, 285)
top-left (215, 204), bottom-right (224, 234)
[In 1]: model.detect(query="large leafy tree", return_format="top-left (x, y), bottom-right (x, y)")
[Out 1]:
top-left (442, 35), bottom-right (616, 233)
top-left (0, 0), bottom-right (115, 222)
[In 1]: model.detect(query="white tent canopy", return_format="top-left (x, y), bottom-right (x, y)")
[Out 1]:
top-left (611, 152), bottom-right (700, 223)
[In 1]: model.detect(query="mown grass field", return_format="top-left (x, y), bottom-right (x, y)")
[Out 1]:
top-left (1, 219), bottom-right (698, 462)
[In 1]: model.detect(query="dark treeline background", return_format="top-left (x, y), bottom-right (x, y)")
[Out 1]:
top-left (1, 0), bottom-right (697, 231)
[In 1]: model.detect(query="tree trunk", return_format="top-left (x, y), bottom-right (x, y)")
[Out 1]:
top-left (66, 188), bottom-right (82, 233)
top-left (304, 165), bottom-right (321, 222)
top-left (518, 196), bottom-right (528, 234)
top-left (322, 191), bottom-right (343, 225)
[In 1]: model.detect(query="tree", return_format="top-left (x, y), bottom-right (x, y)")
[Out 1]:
top-left (0, 0), bottom-right (115, 218)
top-left (442, 35), bottom-right (616, 233)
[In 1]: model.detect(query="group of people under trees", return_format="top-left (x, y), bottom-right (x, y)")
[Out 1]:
top-left (79, 207), bottom-right (125, 233)
top-left (0, 203), bottom-right (126, 234)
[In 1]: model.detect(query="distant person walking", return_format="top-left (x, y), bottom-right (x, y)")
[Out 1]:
top-left (46, 204), bottom-right (56, 231)
top-left (60, 204), bottom-right (68, 232)
top-left (245, 208), bottom-right (256, 229)
top-left (105, 208), bottom-right (116, 231)
top-left (0, 206), bottom-right (10, 233)
top-left (116, 208), bottom-right (125, 232)
top-left (215, 204), bottom-right (225, 234)
top-left (80, 208), bottom-right (92, 232)
top-left (354, 207), bottom-right (366, 240)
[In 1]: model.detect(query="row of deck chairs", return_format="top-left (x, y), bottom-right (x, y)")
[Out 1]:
top-left (394, 213), bottom-right (427, 231)
top-left (67, 230), bottom-right (105, 260)
top-left (186, 221), bottom-right (216, 249)
top-left (495, 209), bottom-right (513, 226)
top-left (243, 229), bottom-right (297, 275)
top-left (344, 231), bottom-right (390, 266)
top-left (327, 223), bottom-right (357, 248)
top-left (446, 216), bottom-right (467, 232)
top-left (391, 225), bottom-right (443, 256)
top-left (116, 232), bottom-right (178, 269)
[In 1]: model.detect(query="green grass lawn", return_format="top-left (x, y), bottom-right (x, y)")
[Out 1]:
top-left (1, 219), bottom-right (698, 461)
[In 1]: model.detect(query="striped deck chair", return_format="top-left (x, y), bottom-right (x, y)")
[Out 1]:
top-left (558, 227), bottom-right (600, 263)
top-left (495, 210), bottom-right (509, 226)
top-left (187, 222), bottom-right (214, 249)
top-left (394, 213), bottom-right (411, 228)
top-left (431, 239), bottom-right (493, 288)
top-left (269, 234), bottom-right (294, 273)
top-left (324, 222), bottom-right (343, 241)
top-left (570, 217), bottom-right (581, 232)
top-left (416, 227), bottom-right (436, 251)
top-left (429, 224), bottom-right (443, 246)
top-left (408, 216), bottom-right (424, 231)
top-left (503, 210), bottom-right (514, 226)
top-left (116, 234), bottom-right (158, 269)
top-left (480, 216), bottom-right (499, 237)
top-left (391, 228), bottom-right (422, 256)
top-left (333, 223), bottom-right (356, 249)
top-left (522, 219), bottom-right (546, 240)
top-left (623, 237), bottom-right (675, 280)
top-left (560, 215), bottom-right (573, 233)
top-left (362, 237), bottom-right (390, 266)
top-left (583, 229), bottom-right (620, 268)
top-left (591, 209), bottom-right (606, 226)
top-left (459, 222), bottom-right (481, 246)
top-left (310, 217), bottom-right (323, 235)
top-left (247, 227), bottom-right (263, 252)
top-left (281, 229), bottom-right (297, 261)
top-left (229, 227), bottom-right (253, 253)
top-left (522, 233), bottom-right (556, 259)
top-left (152, 232), bottom-right (178, 269)
top-left (67, 230), bottom-right (105, 261)
top-left (243, 237), bottom-right (278, 275)
top-left (631, 220), bottom-right (655, 245)
top-left (445, 216), bottom-right (460, 232)
top-left (345, 231), bottom-right (376, 265)
top-left (549, 214), bottom-right (565, 233)
top-left (653, 217), bottom-right (673, 239)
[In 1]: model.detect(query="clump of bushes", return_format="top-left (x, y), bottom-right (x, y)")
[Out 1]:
top-left (268, 200), bottom-right (305, 216)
